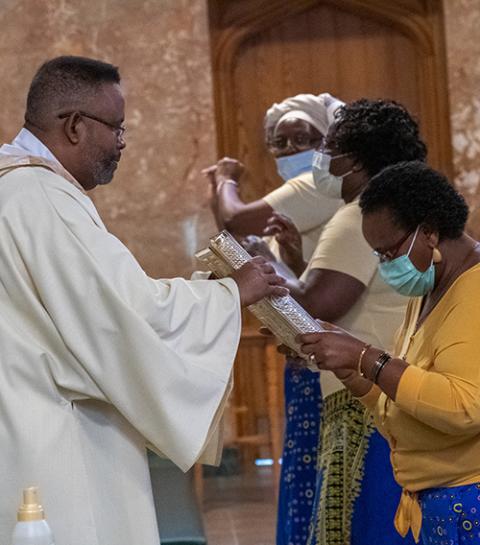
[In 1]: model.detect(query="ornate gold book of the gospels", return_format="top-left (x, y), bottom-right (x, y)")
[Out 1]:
top-left (196, 230), bottom-right (322, 361)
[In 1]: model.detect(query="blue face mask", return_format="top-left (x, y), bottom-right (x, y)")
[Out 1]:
top-left (378, 227), bottom-right (435, 297)
top-left (275, 149), bottom-right (315, 182)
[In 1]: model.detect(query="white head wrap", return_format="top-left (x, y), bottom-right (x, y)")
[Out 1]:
top-left (264, 92), bottom-right (345, 141)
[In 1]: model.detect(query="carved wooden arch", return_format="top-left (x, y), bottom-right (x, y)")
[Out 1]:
top-left (208, 0), bottom-right (452, 177)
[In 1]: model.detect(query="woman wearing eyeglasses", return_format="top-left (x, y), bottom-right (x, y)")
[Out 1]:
top-left (203, 93), bottom-right (343, 545)
top-left (299, 160), bottom-right (480, 545)
top-left (204, 93), bottom-right (343, 271)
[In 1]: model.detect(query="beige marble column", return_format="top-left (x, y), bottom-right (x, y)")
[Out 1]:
top-left (443, 0), bottom-right (480, 236)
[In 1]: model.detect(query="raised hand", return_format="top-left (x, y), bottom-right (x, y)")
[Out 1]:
top-left (230, 256), bottom-right (288, 307)
top-left (263, 213), bottom-right (305, 276)
top-left (201, 165), bottom-right (225, 230)
top-left (215, 157), bottom-right (245, 183)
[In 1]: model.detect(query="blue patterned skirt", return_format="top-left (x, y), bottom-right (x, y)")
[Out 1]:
top-left (418, 482), bottom-right (480, 544)
top-left (276, 364), bottom-right (322, 545)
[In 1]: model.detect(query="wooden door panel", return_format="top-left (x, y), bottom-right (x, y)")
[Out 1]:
top-left (209, 0), bottom-right (451, 181)
top-left (233, 3), bottom-right (423, 199)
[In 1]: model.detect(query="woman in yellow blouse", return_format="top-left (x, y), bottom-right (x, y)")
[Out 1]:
top-left (298, 160), bottom-right (480, 545)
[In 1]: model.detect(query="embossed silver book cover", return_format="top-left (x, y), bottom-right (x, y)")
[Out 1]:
top-left (195, 230), bottom-right (322, 359)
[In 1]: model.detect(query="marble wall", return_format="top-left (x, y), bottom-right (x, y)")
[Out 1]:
top-left (0, 0), bottom-right (480, 278)
top-left (443, 0), bottom-right (480, 237)
top-left (0, 0), bottom-right (217, 278)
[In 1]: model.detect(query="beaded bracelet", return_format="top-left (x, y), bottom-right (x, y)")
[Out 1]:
top-left (357, 343), bottom-right (372, 377)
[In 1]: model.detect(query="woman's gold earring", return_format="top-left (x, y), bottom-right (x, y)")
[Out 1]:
top-left (432, 247), bottom-right (442, 263)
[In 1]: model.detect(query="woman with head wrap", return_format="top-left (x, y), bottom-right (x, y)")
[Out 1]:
top-left (204, 92), bottom-right (342, 270)
top-left (203, 92), bottom-right (343, 545)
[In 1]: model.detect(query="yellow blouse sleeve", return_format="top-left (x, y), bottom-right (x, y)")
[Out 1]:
top-left (395, 291), bottom-right (480, 435)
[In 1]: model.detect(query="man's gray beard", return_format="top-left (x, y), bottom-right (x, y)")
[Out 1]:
top-left (92, 158), bottom-right (117, 186)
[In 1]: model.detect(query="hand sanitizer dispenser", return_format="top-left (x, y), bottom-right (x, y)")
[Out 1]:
top-left (11, 487), bottom-right (55, 545)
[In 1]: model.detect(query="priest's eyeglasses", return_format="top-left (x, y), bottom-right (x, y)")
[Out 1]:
top-left (373, 230), bottom-right (414, 263)
top-left (58, 111), bottom-right (126, 139)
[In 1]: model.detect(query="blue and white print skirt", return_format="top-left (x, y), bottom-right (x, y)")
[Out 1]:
top-left (419, 483), bottom-right (480, 544)
top-left (276, 364), bottom-right (322, 545)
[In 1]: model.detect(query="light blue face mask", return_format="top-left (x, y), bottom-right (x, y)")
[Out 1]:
top-left (275, 149), bottom-right (315, 182)
top-left (378, 226), bottom-right (435, 297)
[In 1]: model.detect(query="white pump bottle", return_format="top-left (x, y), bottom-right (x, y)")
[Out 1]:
top-left (11, 487), bottom-right (55, 545)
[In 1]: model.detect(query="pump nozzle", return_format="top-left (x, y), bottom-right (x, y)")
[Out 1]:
top-left (17, 487), bottom-right (45, 522)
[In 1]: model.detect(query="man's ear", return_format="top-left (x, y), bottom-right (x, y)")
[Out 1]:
top-left (62, 112), bottom-right (83, 145)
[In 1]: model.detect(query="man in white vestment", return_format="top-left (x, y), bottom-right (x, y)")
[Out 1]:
top-left (0, 56), bottom-right (287, 545)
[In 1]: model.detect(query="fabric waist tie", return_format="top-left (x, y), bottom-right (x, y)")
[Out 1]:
top-left (394, 489), bottom-right (422, 543)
